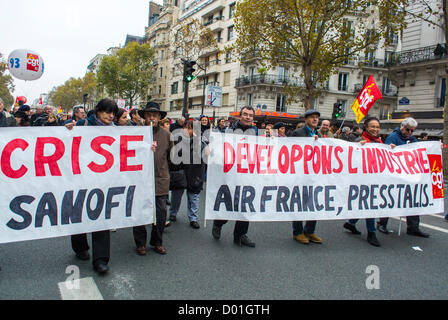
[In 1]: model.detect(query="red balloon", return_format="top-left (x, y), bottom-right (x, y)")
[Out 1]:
top-left (16, 96), bottom-right (27, 103)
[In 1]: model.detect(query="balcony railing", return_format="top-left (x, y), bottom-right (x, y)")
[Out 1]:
top-left (203, 16), bottom-right (224, 27)
top-left (235, 75), bottom-right (304, 87)
top-left (388, 43), bottom-right (447, 67)
top-left (203, 59), bottom-right (221, 68)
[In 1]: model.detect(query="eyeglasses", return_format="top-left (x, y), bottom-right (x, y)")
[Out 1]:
top-left (404, 127), bottom-right (415, 132)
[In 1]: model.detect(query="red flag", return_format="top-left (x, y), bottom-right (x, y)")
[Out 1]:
top-left (350, 75), bottom-right (383, 123)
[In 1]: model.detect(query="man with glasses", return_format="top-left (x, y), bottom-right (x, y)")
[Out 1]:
top-left (376, 117), bottom-right (429, 238)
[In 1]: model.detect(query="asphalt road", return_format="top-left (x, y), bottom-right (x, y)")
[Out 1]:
top-left (1, 188), bottom-right (447, 300)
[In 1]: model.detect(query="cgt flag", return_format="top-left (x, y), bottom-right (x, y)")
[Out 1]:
top-left (350, 75), bottom-right (382, 124)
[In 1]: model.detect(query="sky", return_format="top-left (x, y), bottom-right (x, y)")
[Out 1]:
top-left (0, 0), bottom-right (163, 104)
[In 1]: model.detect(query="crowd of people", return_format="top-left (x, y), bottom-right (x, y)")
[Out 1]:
top-left (0, 96), bottom-right (446, 275)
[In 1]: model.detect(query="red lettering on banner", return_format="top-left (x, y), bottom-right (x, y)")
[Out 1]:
top-left (333, 146), bottom-right (343, 173)
top-left (267, 146), bottom-right (277, 174)
top-left (35, 137), bottom-right (65, 176)
top-left (303, 145), bottom-right (313, 174)
top-left (236, 143), bottom-right (248, 173)
top-left (246, 144), bottom-right (258, 174)
top-left (312, 146), bottom-right (321, 174)
top-left (321, 146), bottom-right (333, 174)
top-left (278, 145), bottom-right (290, 174)
top-left (403, 151), bottom-right (419, 174)
top-left (290, 145), bottom-right (303, 174)
top-left (223, 142), bottom-right (235, 173)
top-left (416, 148), bottom-right (430, 173)
top-left (120, 135), bottom-right (144, 172)
top-left (88, 136), bottom-right (115, 173)
top-left (71, 137), bottom-right (82, 175)
top-left (375, 149), bottom-right (386, 173)
top-left (348, 146), bottom-right (357, 174)
top-left (1, 139), bottom-right (29, 179)
top-left (394, 152), bottom-right (409, 174)
top-left (366, 148), bottom-right (378, 173)
top-left (257, 145), bottom-right (267, 174)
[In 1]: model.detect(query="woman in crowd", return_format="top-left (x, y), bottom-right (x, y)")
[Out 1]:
top-left (343, 117), bottom-right (383, 247)
top-left (115, 108), bottom-right (130, 126)
top-left (168, 120), bottom-right (207, 229)
top-left (69, 98), bottom-right (118, 274)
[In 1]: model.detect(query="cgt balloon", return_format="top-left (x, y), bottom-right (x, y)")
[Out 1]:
top-left (8, 49), bottom-right (44, 81)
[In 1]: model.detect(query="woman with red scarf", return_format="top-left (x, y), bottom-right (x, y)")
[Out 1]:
top-left (343, 117), bottom-right (386, 247)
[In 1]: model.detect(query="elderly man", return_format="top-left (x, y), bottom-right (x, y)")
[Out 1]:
top-left (170, 116), bottom-right (185, 132)
top-left (318, 119), bottom-right (334, 138)
top-left (133, 102), bottom-right (173, 255)
top-left (377, 117), bottom-right (429, 238)
top-left (32, 105), bottom-right (54, 126)
top-left (291, 109), bottom-right (323, 245)
top-left (64, 106), bottom-right (86, 125)
top-left (30, 105), bottom-right (43, 124)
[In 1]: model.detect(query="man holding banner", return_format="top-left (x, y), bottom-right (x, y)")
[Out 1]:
top-left (211, 106), bottom-right (257, 248)
top-left (376, 117), bottom-right (430, 238)
top-left (291, 109), bottom-right (323, 245)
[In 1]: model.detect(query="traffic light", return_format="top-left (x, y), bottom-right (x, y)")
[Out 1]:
top-left (333, 102), bottom-right (343, 118)
top-left (184, 60), bottom-right (196, 82)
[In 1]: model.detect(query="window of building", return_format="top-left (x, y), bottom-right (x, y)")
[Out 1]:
top-left (248, 93), bottom-right (253, 106)
top-left (438, 78), bottom-right (446, 108)
top-left (160, 67), bottom-right (163, 78)
top-left (278, 66), bottom-right (289, 82)
top-left (276, 94), bottom-right (287, 112)
top-left (222, 93), bottom-right (229, 106)
top-left (171, 82), bottom-right (178, 94)
top-left (229, 3), bottom-right (236, 19)
top-left (228, 26), bottom-right (234, 41)
top-left (338, 73), bottom-right (348, 91)
top-left (224, 71), bottom-right (231, 86)
top-left (158, 85), bottom-right (162, 95)
top-left (363, 74), bottom-right (370, 85)
top-left (225, 52), bottom-right (232, 63)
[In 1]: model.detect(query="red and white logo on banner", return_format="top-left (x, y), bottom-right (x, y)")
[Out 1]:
top-left (428, 154), bottom-right (443, 199)
top-left (27, 53), bottom-right (40, 72)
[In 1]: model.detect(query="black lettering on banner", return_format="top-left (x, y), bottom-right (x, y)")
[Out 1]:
top-left (86, 189), bottom-right (105, 220)
top-left (105, 187), bottom-right (126, 219)
top-left (61, 190), bottom-right (87, 225)
top-left (359, 185), bottom-right (369, 210)
top-left (421, 184), bottom-right (429, 207)
top-left (276, 186), bottom-right (290, 212)
top-left (289, 186), bottom-right (302, 212)
top-left (241, 186), bottom-right (256, 213)
top-left (413, 184), bottom-right (420, 208)
top-left (324, 186), bottom-right (336, 211)
top-left (126, 186), bottom-right (136, 217)
top-left (35, 192), bottom-right (58, 228)
top-left (261, 186), bottom-right (277, 212)
top-left (387, 185), bottom-right (395, 208)
top-left (314, 186), bottom-right (324, 211)
top-left (396, 184), bottom-right (405, 208)
top-left (214, 185), bottom-right (232, 211)
top-left (348, 185), bottom-right (359, 210)
top-left (234, 186), bottom-right (241, 212)
top-left (370, 185), bottom-right (379, 210)
top-left (7, 195), bottom-right (34, 230)
top-left (379, 185), bottom-right (388, 209)
top-left (403, 185), bottom-right (413, 208)
top-left (302, 186), bottom-right (314, 212)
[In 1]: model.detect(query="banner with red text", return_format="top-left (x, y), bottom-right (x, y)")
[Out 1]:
top-left (205, 132), bottom-right (444, 221)
top-left (0, 126), bottom-right (155, 244)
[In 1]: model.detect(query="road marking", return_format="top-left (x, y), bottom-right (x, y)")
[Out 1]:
top-left (431, 214), bottom-right (447, 220)
top-left (390, 217), bottom-right (448, 234)
top-left (58, 277), bottom-right (104, 300)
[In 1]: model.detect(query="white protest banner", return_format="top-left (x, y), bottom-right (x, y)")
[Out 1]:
top-left (205, 132), bottom-right (444, 221)
top-left (0, 126), bottom-right (155, 244)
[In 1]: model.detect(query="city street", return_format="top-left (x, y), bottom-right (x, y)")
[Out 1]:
top-left (0, 187), bottom-right (447, 300)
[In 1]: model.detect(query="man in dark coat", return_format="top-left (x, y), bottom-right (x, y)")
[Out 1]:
top-left (212, 106), bottom-right (258, 248)
top-left (291, 109), bottom-right (323, 245)
top-left (133, 102), bottom-right (173, 255)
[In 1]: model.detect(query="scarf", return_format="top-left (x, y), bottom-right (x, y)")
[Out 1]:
top-left (362, 131), bottom-right (382, 144)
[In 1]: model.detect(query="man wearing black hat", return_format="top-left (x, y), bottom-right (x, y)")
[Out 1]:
top-left (133, 102), bottom-right (172, 256)
top-left (291, 109), bottom-right (323, 245)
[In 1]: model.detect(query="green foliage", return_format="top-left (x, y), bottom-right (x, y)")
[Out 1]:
top-left (97, 42), bottom-right (155, 107)
top-left (232, 0), bottom-right (408, 109)
top-left (0, 52), bottom-right (14, 107)
top-left (48, 72), bottom-right (97, 110)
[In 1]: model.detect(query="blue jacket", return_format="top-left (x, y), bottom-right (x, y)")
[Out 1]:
top-left (385, 127), bottom-right (417, 146)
